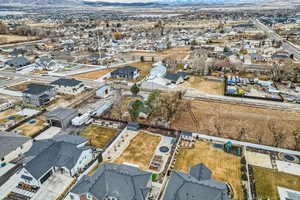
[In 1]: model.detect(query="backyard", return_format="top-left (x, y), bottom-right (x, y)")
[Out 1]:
top-left (15, 118), bottom-right (47, 137)
top-left (71, 68), bottom-right (114, 80)
top-left (253, 166), bottom-right (300, 199)
top-left (7, 81), bottom-right (44, 91)
top-left (0, 109), bottom-right (24, 124)
top-left (174, 141), bottom-right (243, 200)
top-left (80, 125), bottom-right (119, 148)
top-left (182, 76), bottom-right (225, 95)
top-left (114, 132), bottom-right (161, 170)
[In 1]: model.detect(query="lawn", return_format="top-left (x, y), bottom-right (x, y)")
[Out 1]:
top-left (80, 125), bottom-right (119, 148)
top-left (182, 76), bottom-right (225, 95)
top-left (15, 119), bottom-right (46, 137)
top-left (7, 81), bottom-right (43, 91)
top-left (114, 132), bottom-right (161, 170)
top-left (174, 141), bottom-right (243, 200)
top-left (253, 166), bottom-right (300, 199)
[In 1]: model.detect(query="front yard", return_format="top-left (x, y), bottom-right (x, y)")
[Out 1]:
top-left (174, 141), bottom-right (243, 200)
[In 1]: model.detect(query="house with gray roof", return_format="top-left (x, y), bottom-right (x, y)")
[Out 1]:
top-left (5, 56), bottom-right (30, 69)
top-left (163, 163), bottom-right (230, 200)
top-left (164, 72), bottom-right (189, 84)
top-left (0, 132), bottom-right (32, 163)
top-left (22, 83), bottom-right (56, 106)
top-left (111, 66), bottom-right (140, 80)
top-left (69, 163), bottom-right (152, 200)
top-left (51, 78), bottom-right (85, 95)
top-left (46, 107), bottom-right (78, 129)
top-left (19, 135), bottom-right (93, 187)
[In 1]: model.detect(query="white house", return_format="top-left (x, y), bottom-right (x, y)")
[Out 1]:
top-left (51, 78), bottom-right (85, 95)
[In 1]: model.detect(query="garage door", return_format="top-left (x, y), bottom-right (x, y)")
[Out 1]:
top-left (40, 169), bottom-right (53, 184)
top-left (51, 120), bottom-right (62, 128)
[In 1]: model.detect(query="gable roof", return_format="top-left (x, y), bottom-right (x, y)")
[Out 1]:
top-left (165, 72), bottom-right (188, 82)
top-left (163, 164), bottom-right (229, 200)
top-left (23, 83), bottom-right (54, 95)
top-left (112, 66), bottom-right (140, 75)
top-left (71, 163), bottom-right (152, 200)
top-left (5, 56), bottom-right (30, 67)
top-left (51, 78), bottom-right (82, 87)
top-left (0, 132), bottom-right (30, 159)
top-left (45, 107), bottom-right (78, 121)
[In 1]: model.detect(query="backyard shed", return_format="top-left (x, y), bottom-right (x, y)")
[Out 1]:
top-left (127, 122), bottom-right (140, 131)
top-left (46, 107), bottom-right (78, 129)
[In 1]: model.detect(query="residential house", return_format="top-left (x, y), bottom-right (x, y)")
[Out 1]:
top-left (36, 57), bottom-right (59, 70)
top-left (0, 132), bottom-right (32, 163)
top-left (51, 78), bottom-right (85, 95)
top-left (69, 163), bottom-right (153, 200)
top-left (46, 107), bottom-right (78, 129)
top-left (22, 84), bottom-right (56, 106)
top-left (163, 163), bottom-right (229, 200)
top-left (5, 56), bottom-right (30, 69)
top-left (165, 72), bottom-right (189, 84)
top-left (19, 135), bottom-right (93, 187)
top-left (111, 66), bottom-right (140, 80)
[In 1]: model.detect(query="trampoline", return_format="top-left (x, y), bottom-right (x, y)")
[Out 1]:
top-left (29, 120), bottom-right (36, 124)
top-left (279, 152), bottom-right (300, 164)
top-left (213, 143), bottom-right (224, 149)
top-left (159, 146), bottom-right (170, 153)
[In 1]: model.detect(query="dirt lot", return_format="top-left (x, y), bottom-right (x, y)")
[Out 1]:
top-left (7, 81), bottom-right (44, 91)
top-left (253, 166), bottom-right (300, 199)
top-left (183, 76), bottom-right (224, 95)
top-left (114, 132), bottom-right (161, 170)
top-left (80, 125), bottom-right (119, 148)
top-left (174, 141), bottom-right (243, 200)
top-left (71, 68), bottom-right (114, 80)
top-left (0, 34), bottom-right (36, 44)
top-left (172, 100), bottom-right (300, 150)
top-left (127, 47), bottom-right (189, 60)
top-left (15, 119), bottom-right (46, 137)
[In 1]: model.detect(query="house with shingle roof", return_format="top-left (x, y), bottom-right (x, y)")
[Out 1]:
top-left (69, 163), bottom-right (152, 200)
top-left (22, 83), bottom-right (56, 106)
top-left (111, 66), bottom-right (140, 80)
top-left (5, 56), bottom-right (30, 69)
top-left (163, 163), bottom-right (230, 200)
top-left (51, 78), bottom-right (85, 95)
top-left (19, 135), bottom-right (93, 187)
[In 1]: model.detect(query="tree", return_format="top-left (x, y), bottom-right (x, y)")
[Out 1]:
top-left (130, 84), bottom-right (140, 96)
top-left (128, 100), bottom-right (144, 121)
top-left (0, 22), bottom-right (8, 34)
top-left (268, 120), bottom-right (286, 147)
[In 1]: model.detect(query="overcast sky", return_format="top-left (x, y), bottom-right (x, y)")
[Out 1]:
top-left (87, 0), bottom-right (159, 2)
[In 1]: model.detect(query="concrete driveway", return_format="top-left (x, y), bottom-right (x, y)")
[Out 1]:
top-left (32, 172), bottom-right (73, 200)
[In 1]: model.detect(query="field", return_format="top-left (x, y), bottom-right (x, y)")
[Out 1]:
top-left (71, 68), bottom-right (114, 80)
top-left (127, 47), bottom-right (189, 60)
top-left (174, 141), bottom-right (243, 200)
top-left (15, 119), bottom-right (46, 137)
top-left (183, 76), bottom-right (224, 95)
top-left (114, 132), bottom-right (161, 170)
top-left (172, 100), bottom-right (300, 149)
top-left (253, 166), bottom-right (300, 199)
top-left (0, 34), bottom-right (36, 44)
top-left (80, 125), bottom-right (119, 148)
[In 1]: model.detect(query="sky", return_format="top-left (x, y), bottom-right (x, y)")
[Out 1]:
top-left (86, 0), bottom-right (158, 2)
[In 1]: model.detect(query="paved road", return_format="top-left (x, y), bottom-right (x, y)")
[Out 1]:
top-left (253, 19), bottom-right (300, 60)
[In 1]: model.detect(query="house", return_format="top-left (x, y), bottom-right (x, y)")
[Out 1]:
top-left (181, 131), bottom-right (193, 141)
top-left (163, 163), bottom-right (229, 200)
top-left (36, 57), bottom-right (58, 70)
top-left (5, 56), bottom-right (30, 69)
top-left (19, 135), bottom-right (93, 187)
top-left (165, 72), bottom-right (189, 84)
top-left (0, 132), bottom-right (32, 163)
top-left (111, 66), bottom-right (140, 80)
top-left (51, 78), bottom-right (85, 95)
top-left (69, 163), bottom-right (152, 200)
top-left (22, 84), bottom-right (56, 106)
top-left (46, 107), bottom-right (78, 129)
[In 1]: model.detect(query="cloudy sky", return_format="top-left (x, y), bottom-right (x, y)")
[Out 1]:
top-left (87, 0), bottom-right (159, 2)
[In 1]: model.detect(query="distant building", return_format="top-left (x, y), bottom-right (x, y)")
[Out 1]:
top-left (111, 66), bottom-right (140, 80)
top-left (36, 57), bottom-right (58, 70)
top-left (46, 107), bottom-right (78, 129)
top-left (5, 56), bottom-right (30, 69)
top-left (69, 163), bottom-right (152, 200)
top-left (96, 86), bottom-right (111, 98)
top-left (51, 78), bottom-right (85, 95)
top-left (163, 163), bottom-right (229, 200)
top-left (165, 72), bottom-right (189, 84)
top-left (22, 83), bottom-right (56, 106)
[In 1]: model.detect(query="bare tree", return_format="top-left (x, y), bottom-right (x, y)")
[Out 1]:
top-left (268, 120), bottom-right (286, 147)
top-left (292, 131), bottom-right (300, 151)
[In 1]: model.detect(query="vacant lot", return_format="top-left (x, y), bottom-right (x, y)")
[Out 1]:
top-left (183, 76), bottom-right (224, 95)
top-left (174, 141), bottom-right (243, 200)
top-left (172, 100), bottom-right (300, 150)
top-left (15, 119), bottom-right (46, 137)
top-left (71, 68), bottom-right (114, 80)
top-left (114, 132), bottom-right (161, 170)
top-left (7, 81), bottom-right (44, 91)
top-left (253, 166), bottom-right (300, 199)
top-left (127, 47), bottom-right (189, 60)
top-left (80, 125), bottom-right (119, 148)
top-left (0, 34), bottom-right (36, 44)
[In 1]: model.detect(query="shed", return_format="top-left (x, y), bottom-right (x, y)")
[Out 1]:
top-left (181, 131), bottom-right (193, 141)
top-left (46, 107), bottom-right (78, 129)
top-left (96, 86), bottom-right (111, 98)
top-left (127, 122), bottom-right (140, 131)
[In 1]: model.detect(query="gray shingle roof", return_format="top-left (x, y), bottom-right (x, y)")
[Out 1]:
top-left (51, 78), bottom-right (82, 87)
top-left (45, 107), bottom-right (78, 121)
top-left (0, 132), bottom-right (30, 159)
top-left (163, 164), bottom-right (229, 200)
top-left (5, 56), bottom-right (30, 68)
top-left (71, 163), bottom-right (152, 200)
top-left (23, 83), bottom-right (54, 95)
top-left (111, 66), bottom-right (140, 76)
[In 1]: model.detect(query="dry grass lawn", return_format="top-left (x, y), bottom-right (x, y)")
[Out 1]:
top-left (114, 132), bottom-right (161, 170)
top-left (183, 76), bottom-right (224, 95)
top-left (16, 119), bottom-right (46, 137)
top-left (253, 166), bottom-right (300, 200)
top-left (0, 109), bottom-right (23, 123)
top-left (71, 68), bottom-right (114, 80)
top-left (0, 34), bottom-right (36, 44)
top-left (172, 100), bottom-right (300, 150)
top-left (127, 47), bottom-right (189, 60)
top-left (80, 125), bottom-right (119, 148)
top-left (7, 81), bottom-right (44, 91)
top-left (174, 141), bottom-right (243, 200)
